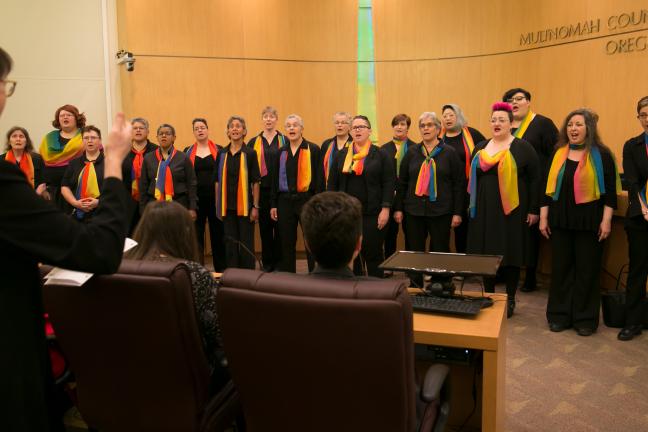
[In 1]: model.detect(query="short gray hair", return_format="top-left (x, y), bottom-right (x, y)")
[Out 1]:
top-left (333, 112), bottom-right (351, 124)
top-left (131, 117), bottom-right (149, 129)
top-left (261, 106), bottom-right (278, 118)
top-left (285, 114), bottom-right (304, 128)
top-left (418, 112), bottom-right (441, 129)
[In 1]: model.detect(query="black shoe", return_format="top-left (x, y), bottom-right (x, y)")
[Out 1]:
top-left (575, 327), bottom-right (595, 337)
top-left (520, 283), bottom-right (536, 293)
top-left (549, 322), bottom-right (570, 332)
top-left (618, 325), bottom-right (642, 341)
top-left (507, 299), bottom-right (516, 318)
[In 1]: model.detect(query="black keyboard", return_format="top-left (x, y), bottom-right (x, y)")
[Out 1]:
top-left (410, 295), bottom-right (481, 317)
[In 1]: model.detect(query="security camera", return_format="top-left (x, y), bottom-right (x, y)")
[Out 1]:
top-left (116, 50), bottom-right (136, 72)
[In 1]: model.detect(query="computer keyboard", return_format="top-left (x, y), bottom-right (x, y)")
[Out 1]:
top-left (410, 294), bottom-right (482, 317)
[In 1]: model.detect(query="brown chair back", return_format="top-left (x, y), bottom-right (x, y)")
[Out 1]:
top-left (218, 268), bottom-right (416, 432)
top-left (42, 260), bottom-right (210, 432)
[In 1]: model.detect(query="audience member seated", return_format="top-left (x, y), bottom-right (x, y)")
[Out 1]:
top-left (125, 200), bottom-right (229, 391)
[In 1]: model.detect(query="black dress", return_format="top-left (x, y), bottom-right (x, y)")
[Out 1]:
top-left (0, 160), bottom-right (129, 432)
top-left (467, 138), bottom-right (540, 267)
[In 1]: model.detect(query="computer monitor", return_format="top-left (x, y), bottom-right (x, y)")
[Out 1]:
top-left (379, 251), bottom-right (502, 277)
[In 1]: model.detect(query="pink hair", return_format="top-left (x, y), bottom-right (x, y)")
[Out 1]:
top-left (492, 102), bottom-right (513, 113)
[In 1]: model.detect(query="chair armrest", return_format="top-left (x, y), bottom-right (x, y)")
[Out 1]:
top-left (420, 364), bottom-right (450, 403)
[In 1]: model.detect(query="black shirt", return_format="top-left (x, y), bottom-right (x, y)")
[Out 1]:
top-left (512, 113), bottom-right (558, 174)
top-left (442, 127), bottom-right (486, 177)
top-left (216, 144), bottom-right (261, 212)
top-left (61, 152), bottom-right (105, 192)
top-left (320, 135), bottom-right (352, 190)
top-left (0, 151), bottom-right (45, 187)
top-left (394, 143), bottom-right (465, 217)
top-left (247, 132), bottom-right (285, 189)
top-left (140, 148), bottom-right (198, 210)
top-left (623, 133), bottom-right (648, 226)
top-left (122, 140), bottom-right (157, 197)
top-left (380, 138), bottom-right (416, 179)
top-left (544, 149), bottom-right (618, 231)
top-left (42, 133), bottom-right (73, 187)
top-left (271, 139), bottom-right (321, 207)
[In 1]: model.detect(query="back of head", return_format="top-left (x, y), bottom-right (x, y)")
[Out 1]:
top-left (0, 47), bottom-right (12, 79)
top-left (127, 201), bottom-right (200, 262)
top-left (301, 192), bottom-right (362, 269)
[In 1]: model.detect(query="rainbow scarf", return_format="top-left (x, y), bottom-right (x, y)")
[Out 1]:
top-left (74, 160), bottom-right (100, 220)
top-left (39, 130), bottom-right (84, 167)
top-left (323, 136), bottom-right (350, 186)
top-left (186, 140), bottom-right (218, 165)
top-left (512, 111), bottom-right (536, 139)
top-left (216, 149), bottom-right (249, 218)
top-left (641, 134), bottom-right (648, 207)
top-left (279, 143), bottom-right (311, 193)
top-left (468, 149), bottom-right (519, 218)
top-left (414, 144), bottom-right (443, 201)
top-left (394, 139), bottom-right (409, 178)
top-left (342, 142), bottom-right (371, 175)
top-left (5, 151), bottom-right (35, 188)
top-left (253, 133), bottom-right (284, 177)
top-left (130, 146), bottom-right (148, 201)
top-left (154, 148), bottom-right (176, 201)
top-left (545, 145), bottom-right (621, 204)
top-left (441, 127), bottom-right (475, 178)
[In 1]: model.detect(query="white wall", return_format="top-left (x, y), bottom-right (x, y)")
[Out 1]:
top-left (0, 0), bottom-right (120, 148)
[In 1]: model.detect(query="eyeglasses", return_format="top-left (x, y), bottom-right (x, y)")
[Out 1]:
top-left (2, 80), bottom-right (17, 97)
top-left (157, 131), bottom-right (174, 136)
top-left (506, 96), bottom-right (526, 103)
top-left (419, 122), bottom-right (437, 129)
top-left (351, 125), bottom-right (370, 130)
top-left (638, 114), bottom-right (648, 120)
top-left (132, 126), bottom-right (147, 131)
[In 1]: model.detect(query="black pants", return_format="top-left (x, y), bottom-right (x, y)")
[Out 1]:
top-left (483, 266), bottom-right (520, 301)
top-left (276, 194), bottom-right (315, 273)
top-left (353, 214), bottom-right (387, 278)
top-left (405, 214), bottom-right (452, 287)
top-left (196, 193), bottom-right (226, 272)
top-left (546, 228), bottom-right (604, 329)
top-left (384, 210), bottom-right (405, 259)
top-left (223, 210), bottom-right (256, 269)
top-left (625, 225), bottom-right (648, 326)
top-left (453, 210), bottom-right (469, 253)
top-left (522, 223), bottom-right (541, 288)
top-left (259, 187), bottom-right (281, 271)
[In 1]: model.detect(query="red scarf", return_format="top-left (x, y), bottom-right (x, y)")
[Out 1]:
top-left (187, 140), bottom-right (218, 165)
top-left (5, 151), bottom-right (35, 188)
top-left (130, 147), bottom-right (147, 200)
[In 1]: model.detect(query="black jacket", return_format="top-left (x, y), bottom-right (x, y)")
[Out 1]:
top-left (623, 133), bottom-right (648, 221)
top-left (0, 151), bottom-right (45, 188)
top-left (327, 144), bottom-right (395, 214)
top-left (140, 148), bottom-right (198, 211)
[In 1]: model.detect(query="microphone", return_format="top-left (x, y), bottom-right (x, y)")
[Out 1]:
top-left (224, 235), bottom-right (265, 271)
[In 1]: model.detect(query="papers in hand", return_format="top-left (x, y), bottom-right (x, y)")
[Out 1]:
top-left (43, 238), bottom-right (138, 287)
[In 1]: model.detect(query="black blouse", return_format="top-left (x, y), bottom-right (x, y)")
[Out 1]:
top-left (544, 149), bottom-right (618, 231)
top-left (192, 154), bottom-right (218, 198)
top-left (394, 143), bottom-right (465, 217)
top-left (61, 152), bottom-right (105, 192)
top-left (140, 148), bottom-right (198, 211)
top-left (216, 144), bottom-right (261, 212)
top-left (512, 113), bottom-right (559, 174)
top-left (271, 139), bottom-right (321, 207)
top-left (442, 127), bottom-right (486, 176)
top-left (247, 132), bottom-right (285, 189)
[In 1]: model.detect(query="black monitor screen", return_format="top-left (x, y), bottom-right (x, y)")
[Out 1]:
top-left (379, 251), bottom-right (502, 277)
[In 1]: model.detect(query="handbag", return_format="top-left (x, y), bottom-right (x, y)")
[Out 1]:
top-left (600, 264), bottom-right (628, 328)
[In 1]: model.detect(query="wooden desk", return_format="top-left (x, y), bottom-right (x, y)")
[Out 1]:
top-left (413, 293), bottom-right (507, 432)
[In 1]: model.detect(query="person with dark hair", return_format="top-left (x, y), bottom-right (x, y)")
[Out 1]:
top-left (270, 114), bottom-right (321, 273)
top-left (502, 87), bottom-right (558, 292)
top-left (123, 117), bottom-right (157, 233)
top-left (301, 191), bottom-right (363, 273)
top-left (139, 124), bottom-right (197, 217)
top-left (184, 118), bottom-right (226, 272)
top-left (247, 106), bottom-right (285, 272)
top-left (1, 45), bottom-right (134, 432)
top-left (1, 126), bottom-right (47, 196)
top-left (440, 104), bottom-right (486, 253)
top-left (320, 111), bottom-right (352, 191)
top-left (60, 126), bottom-right (105, 222)
top-left (467, 102), bottom-right (540, 318)
top-left (619, 96), bottom-right (648, 341)
top-left (540, 109), bottom-right (620, 335)
top-left (125, 201), bottom-right (228, 387)
top-left (381, 113), bottom-right (414, 260)
top-left (328, 115), bottom-right (395, 278)
top-left (394, 112), bottom-right (465, 286)
top-left (39, 104), bottom-right (88, 210)
top-left (216, 116), bottom-right (261, 269)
